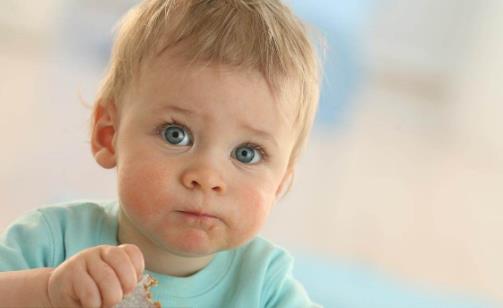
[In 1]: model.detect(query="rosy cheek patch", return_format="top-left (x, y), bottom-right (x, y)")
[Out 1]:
top-left (115, 274), bottom-right (161, 308)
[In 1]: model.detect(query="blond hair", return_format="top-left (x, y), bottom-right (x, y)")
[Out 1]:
top-left (93, 0), bottom-right (321, 165)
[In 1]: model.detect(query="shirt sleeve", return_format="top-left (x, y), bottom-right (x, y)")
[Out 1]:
top-left (263, 251), bottom-right (322, 308)
top-left (0, 209), bottom-right (55, 271)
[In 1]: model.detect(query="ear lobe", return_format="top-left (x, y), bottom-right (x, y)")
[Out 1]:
top-left (91, 101), bottom-right (118, 169)
top-left (275, 168), bottom-right (294, 200)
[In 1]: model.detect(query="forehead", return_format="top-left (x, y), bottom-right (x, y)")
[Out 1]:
top-left (129, 50), bottom-right (298, 132)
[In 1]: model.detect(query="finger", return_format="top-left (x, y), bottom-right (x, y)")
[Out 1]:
top-left (86, 251), bottom-right (124, 308)
top-left (48, 258), bottom-right (87, 308)
top-left (73, 264), bottom-right (102, 308)
top-left (119, 244), bottom-right (145, 282)
top-left (101, 246), bottom-right (138, 295)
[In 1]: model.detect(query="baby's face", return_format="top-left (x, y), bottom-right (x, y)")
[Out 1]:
top-left (113, 53), bottom-right (297, 257)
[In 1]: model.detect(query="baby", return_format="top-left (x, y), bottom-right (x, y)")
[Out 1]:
top-left (0, 0), bottom-right (321, 307)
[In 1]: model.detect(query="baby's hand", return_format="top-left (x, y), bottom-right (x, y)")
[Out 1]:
top-left (47, 244), bottom-right (145, 308)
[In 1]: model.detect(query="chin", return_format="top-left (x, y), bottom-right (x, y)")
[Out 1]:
top-left (161, 231), bottom-right (223, 257)
top-left (169, 243), bottom-right (219, 258)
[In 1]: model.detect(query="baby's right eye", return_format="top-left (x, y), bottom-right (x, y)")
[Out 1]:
top-left (161, 124), bottom-right (192, 146)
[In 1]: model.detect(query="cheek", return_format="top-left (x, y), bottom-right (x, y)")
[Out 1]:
top-left (235, 175), bottom-right (281, 219)
top-left (239, 187), bottom-right (271, 211)
top-left (230, 184), bottom-right (276, 240)
top-left (117, 158), bottom-right (174, 221)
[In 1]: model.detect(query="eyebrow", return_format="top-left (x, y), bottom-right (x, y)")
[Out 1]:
top-left (155, 104), bottom-right (279, 148)
top-left (156, 105), bottom-right (197, 116)
top-left (240, 123), bottom-right (279, 148)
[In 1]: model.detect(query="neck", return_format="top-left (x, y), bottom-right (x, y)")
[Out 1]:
top-left (117, 209), bottom-right (214, 277)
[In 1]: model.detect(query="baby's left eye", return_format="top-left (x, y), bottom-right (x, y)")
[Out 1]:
top-left (233, 145), bottom-right (263, 164)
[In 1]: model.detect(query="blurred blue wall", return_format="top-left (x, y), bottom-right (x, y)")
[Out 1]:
top-left (287, 0), bottom-right (375, 128)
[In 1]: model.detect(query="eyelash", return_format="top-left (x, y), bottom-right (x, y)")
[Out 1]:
top-left (155, 120), bottom-right (192, 140)
top-left (239, 142), bottom-right (269, 162)
top-left (155, 121), bottom-right (269, 162)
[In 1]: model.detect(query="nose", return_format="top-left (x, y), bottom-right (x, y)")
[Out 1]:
top-left (180, 164), bottom-right (226, 194)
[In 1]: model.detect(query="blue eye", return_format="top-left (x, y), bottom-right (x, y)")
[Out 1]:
top-left (233, 145), bottom-right (262, 164)
top-left (161, 124), bottom-right (191, 146)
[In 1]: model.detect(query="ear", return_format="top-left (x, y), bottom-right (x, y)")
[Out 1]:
top-left (91, 101), bottom-right (118, 169)
top-left (275, 167), bottom-right (294, 200)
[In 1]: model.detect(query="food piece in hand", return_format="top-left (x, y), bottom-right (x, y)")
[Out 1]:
top-left (115, 274), bottom-right (161, 308)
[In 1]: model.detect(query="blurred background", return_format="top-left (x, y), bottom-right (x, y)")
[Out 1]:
top-left (1, 0), bottom-right (502, 307)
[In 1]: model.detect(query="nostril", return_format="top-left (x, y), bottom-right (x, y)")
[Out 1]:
top-left (181, 168), bottom-right (225, 193)
top-left (190, 180), bottom-right (200, 188)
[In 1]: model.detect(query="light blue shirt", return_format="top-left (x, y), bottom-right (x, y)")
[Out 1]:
top-left (0, 200), bottom-right (320, 307)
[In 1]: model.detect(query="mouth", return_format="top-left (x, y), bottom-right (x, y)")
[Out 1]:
top-left (176, 210), bottom-right (219, 220)
top-left (174, 209), bottom-right (224, 229)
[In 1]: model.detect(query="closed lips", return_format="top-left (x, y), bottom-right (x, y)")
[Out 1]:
top-left (177, 210), bottom-right (218, 219)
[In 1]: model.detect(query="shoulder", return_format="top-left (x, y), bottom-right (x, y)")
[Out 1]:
top-left (0, 200), bottom-right (118, 270)
top-left (235, 237), bottom-right (320, 307)
top-left (37, 199), bottom-right (119, 257)
top-left (36, 199), bottom-right (117, 232)
top-left (238, 236), bottom-right (294, 271)
top-left (231, 236), bottom-right (295, 288)
top-left (1, 199), bottom-right (113, 241)
top-left (37, 199), bottom-right (119, 234)
top-left (37, 199), bottom-right (117, 220)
